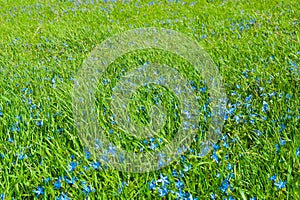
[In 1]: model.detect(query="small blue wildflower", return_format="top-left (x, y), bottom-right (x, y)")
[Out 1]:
top-left (36, 120), bottom-right (43, 127)
top-left (269, 174), bottom-right (277, 182)
top-left (0, 193), bottom-right (4, 200)
top-left (176, 189), bottom-right (187, 199)
top-left (254, 130), bottom-right (262, 136)
top-left (228, 195), bottom-right (235, 200)
top-left (172, 169), bottom-right (178, 177)
top-left (148, 179), bottom-right (156, 190)
top-left (245, 94), bottom-right (252, 102)
top-left (200, 86), bottom-right (206, 93)
top-left (54, 178), bottom-right (62, 190)
top-left (82, 183), bottom-right (95, 195)
top-left (117, 182), bottom-right (128, 194)
top-left (157, 174), bottom-right (170, 186)
top-left (187, 193), bottom-right (198, 200)
top-left (56, 128), bottom-right (64, 133)
top-left (56, 192), bottom-right (70, 200)
top-left (274, 180), bottom-right (287, 189)
top-left (18, 152), bottom-right (27, 160)
top-left (279, 123), bottom-right (286, 133)
top-left (83, 165), bottom-right (90, 171)
top-left (210, 193), bottom-right (217, 200)
top-left (183, 164), bottom-right (191, 172)
top-left (91, 161), bottom-right (101, 170)
top-left (157, 186), bottom-right (168, 197)
top-left (280, 138), bottom-right (286, 146)
top-left (33, 186), bottom-right (44, 198)
top-left (219, 179), bottom-right (233, 194)
top-left (227, 163), bottom-right (233, 171)
top-left (223, 141), bottom-right (229, 148)
top-left (250, 197), bottom-right (257, 200)
top-left (65, 176), bottom-right (77, 185)
top-left (175, 180), bottom-right (184, 189)
top-left (150, 142), bottom-right (158, 150)
top-left (213, 144), bottom-right (220, 151)
top-left (296, 147), bottom-right (300, 156)
top-left (211, 151), bottom-right (219, 163)
top-left (68, 161), bottom-right (77, 172)
top-left (262, 101), bottom-right (269, 112)
top-left (44, 177), bottom-right (51, 183)
top-left (85, 151), bottom-right (91, 159)
top-left (276, 144), bottom-right (281, 154)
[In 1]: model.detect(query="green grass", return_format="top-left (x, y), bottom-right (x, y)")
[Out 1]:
top-left (0, 0), bottom-right (299, 199)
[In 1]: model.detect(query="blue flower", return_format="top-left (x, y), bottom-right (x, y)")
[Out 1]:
top-left (269, 174), bottom-right (277, 182)
top-left (183, 164), bottom-right (192, 172)
top-left (254, 130), bottom-right (262, 136)
top-left (91, 161), bottom-right (101, 170)
top-left (56, 192), bottom-right (70, 200)
top-left (275, 144), bottom-right (281, 154)
top-left (17, 151), bottom-right (27, 160)
top-left (109, 129), bottom-right (114, 134)
top-left (157, 174), bottom-right (170, 186)
top-left (227, 195), bottom-right (235, 200)
top-left (187, 193), bottom-right (198, 200)
top-left (118, 181), bottom-right (128, 193)
top-left (54, 178), bottom-right (62, 190)
top-left (33, 186), bottom-right (44, 198)
top-left (262, 101), bottom-right (269, 112)
top-left (245, 94), bottom-right (252, 102)
top-left (279, 138), bottom-right (286, 146)
top-left (175, 180), bottom-right (184, 189)
top-left (219, 179), bottom-right (233, 194)
top-left (227, 163), bottom-right (234, 171)
top-left (213, 144), bottom-right (220, 151)
top-left (64, 176), bottom-right (77, 185)
top-left (210, 193), bottom-right (217, 200)
top-left (172, 169), bottom-right (178, 177)
top-left (36, 120), bottom-right (44, 127)
top-left (148, 179), bottom-right (156, 190)
top-left (82, 182), bottom-right (95, 195)
top-left (274, 180), bottom-right (286, 189)
top-left (157, 186), bottom-right (168, 197)
top-left (0, 193), bottom-right (4, 200)
top-left (200, 86), bottom-right (206, 93)
top-left (85, 150), bottom-right (91, 159)
top-left (211, 151), bottom-right (219, 163)
top-left (296, 147), bottom-right (300, 156)
top-left (44, 177), bottom-right (51, 183)
top-left (68, 161), bottom-right (77, 172)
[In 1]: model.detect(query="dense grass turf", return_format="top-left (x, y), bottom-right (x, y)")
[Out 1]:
top-left (0, 0), bottom-right (299, 199)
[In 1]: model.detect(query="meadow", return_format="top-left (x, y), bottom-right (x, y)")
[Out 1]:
top-left (0, 0), bottom-right (299, 199)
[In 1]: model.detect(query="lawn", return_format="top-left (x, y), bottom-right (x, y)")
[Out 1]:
top-left (0, 0), bottom-right (299, 199)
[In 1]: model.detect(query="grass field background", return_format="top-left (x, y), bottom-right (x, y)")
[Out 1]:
top-left (0, 0), bottom-right (299, 199)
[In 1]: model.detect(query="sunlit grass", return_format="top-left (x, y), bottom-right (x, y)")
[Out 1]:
top-left (0, 0), bottom-right (299, 199)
